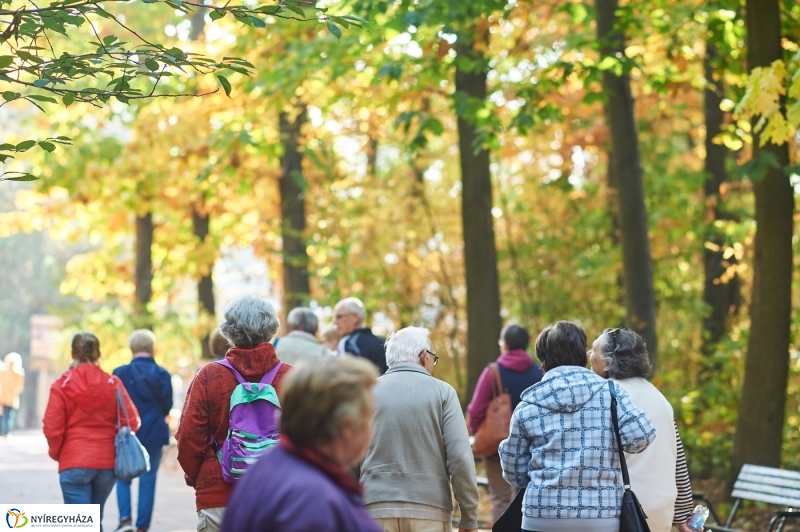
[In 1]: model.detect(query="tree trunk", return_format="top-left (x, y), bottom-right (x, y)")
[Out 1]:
top-left (134, 212), bottom-right (153, 328)
top-left (730, 0), bottom-right (793, 479)
top-left (455, 48), bottom-right (502, 398)
top-left (701, 42), bottom-right (739, 367)
top-left (193, 205), bottom-right (215, 359)
top-left (279, 110), bottom-right (310, 311)
top-left (595, 0), bottom-right (658, 370)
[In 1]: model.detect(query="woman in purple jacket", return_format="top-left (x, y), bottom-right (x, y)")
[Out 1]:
top-left (467, 324), bottom-right (543, 522)
top-left (221, 356), bottom-right (381, 532)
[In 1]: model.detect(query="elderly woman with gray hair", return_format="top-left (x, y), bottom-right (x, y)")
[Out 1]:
top-left (588, 327), bottom-right (694, 532)
top-left (176, 296), bottom-right (292, 532)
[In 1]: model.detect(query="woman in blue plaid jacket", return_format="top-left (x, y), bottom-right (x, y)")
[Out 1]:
top-left (499, 321), bottom-right (657, 532)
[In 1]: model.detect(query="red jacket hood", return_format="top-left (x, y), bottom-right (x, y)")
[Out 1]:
top-left (225, 342), bottom-right (280, 380)
top-left (498, 349), bottom-right (535, 372)
top-left (58, 363), bottom-right (119, 415)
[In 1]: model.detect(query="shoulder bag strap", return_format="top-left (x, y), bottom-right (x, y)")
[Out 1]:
top-left (132, 362), bottom-right (171, 414)
top-left (489, 363), bottom-right (504, 397)
top-left (607, 380), bottom-right (631, 489)
top-left (116, 387), bottom-right (131, 429)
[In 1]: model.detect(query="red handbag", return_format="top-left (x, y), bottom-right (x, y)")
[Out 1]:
top-left (472, 363), bottom-right (512, 457)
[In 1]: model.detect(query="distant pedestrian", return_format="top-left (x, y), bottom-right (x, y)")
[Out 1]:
top-left (321, 325), bottom-right (340, 354)
top-left (176, 296), bottom-right (292, 532)
top-left (221, 356), bottom-right (382, 532)
top-left (499, 321), bottom-right (657, 532)
top-left (112, 330), bottom-right (173, 532)
top-left (207, 327), bottom-right (229, 360)
top-left (359, 326), bottom-right (479, 532)
top-left (466, 324), bottom-right (543, 522)
top-left (275, 307), bottom-right (329, 364)
top-left (334, 297), bottom-right (387, 374)
top-left (43, 333), bottom-right (140, 532)
top-left (0, 352), bottom-right (25, 437)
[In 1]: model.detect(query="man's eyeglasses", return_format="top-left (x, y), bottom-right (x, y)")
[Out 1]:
top-left (420, 349), bottom-right (439, 366)
top-left (604, 327), bottom-right (629, 351)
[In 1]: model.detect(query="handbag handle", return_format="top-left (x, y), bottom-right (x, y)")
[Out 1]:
top-left (607, 380), bottom-right (632, 490)
top-left (116, 387), bottom-right (132, 430)
top-left (489, 363), bottom-right (505, 398)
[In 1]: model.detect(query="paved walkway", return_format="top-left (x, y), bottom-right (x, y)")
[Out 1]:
top-left (0, 430), bottom-right (196, 532)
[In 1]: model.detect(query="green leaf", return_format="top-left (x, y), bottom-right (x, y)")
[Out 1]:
top-left (15, 140), bottom-right (37, 151)
top-left (26, 94), bottom-right (57, 103)
top-left (286, 4), bottom-right (305, 17)
top-left (0, 56), bottom-right (13, 68)
top-left (217, 74), bottom-right (232, 97)
top-left (102, 35), bottom-right (117, 45)
top-left (145, 59), bottom-right (159, 71)
top-left (38, 141), bottom-right (56, 152)
top-left (210, 9), bottom-right (225, 21)
top-left (32, 78), bottom-right (50, 87)
top-left (249, 16), bottom-right (266, 28)
top-left (62, 93), bottom-right (75, 106)
top-left (341, 15), bottom-right (368, 24)
top-left (326, 21), bottom-right (342, 40)
top-left (3, 174), bottom-right (40, 182)
top-left (2, 91), bottom-right (19, 101)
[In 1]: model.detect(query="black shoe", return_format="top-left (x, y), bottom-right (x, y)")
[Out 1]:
top-left (114, 520), bottom-right (134, 532)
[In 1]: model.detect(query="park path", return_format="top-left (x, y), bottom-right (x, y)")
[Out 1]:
top-left (0, 430), bottom-right (196, 532)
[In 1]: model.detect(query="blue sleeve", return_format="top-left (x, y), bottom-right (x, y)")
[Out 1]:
top-left (616, 388), bottom-right (657, 454)
top-left (499, 408), bottom-right (533, 488)
top-left (158, 368), bottom-right (173, 415)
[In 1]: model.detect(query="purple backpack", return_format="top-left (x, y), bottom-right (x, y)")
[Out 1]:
top-left (212, 359), bottom-right (283, 482)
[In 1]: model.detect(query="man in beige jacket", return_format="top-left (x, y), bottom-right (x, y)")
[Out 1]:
top-left (359, 326), bottom-right (479, 532)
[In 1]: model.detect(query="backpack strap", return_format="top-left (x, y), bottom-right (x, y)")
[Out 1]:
top-left (213, 359), bottom-right (246, 384)
top-left (259, 362), bottom-right (283, 386)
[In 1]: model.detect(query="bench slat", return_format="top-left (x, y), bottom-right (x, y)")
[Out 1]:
top-left (732, 481), bottom-right (800, 504)
top-left (730, 489), bottom-right (800, 508)
top-left (736, 472), bottom-right (800, 491)
top-left (741, 464), bottom-right (800, 481)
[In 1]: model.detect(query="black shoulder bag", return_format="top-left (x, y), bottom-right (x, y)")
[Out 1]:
top-left (608, 380), bottom-right (652, 532)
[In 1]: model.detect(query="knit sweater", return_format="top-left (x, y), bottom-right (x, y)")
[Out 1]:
top-left (499, 366), bottom-right (656, 530)
top-left (176, 342), bottom-right (292, 511)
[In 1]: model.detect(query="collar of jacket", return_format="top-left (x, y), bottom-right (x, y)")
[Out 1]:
top-left (132, 353), bottom-right (155, 361)
top-left (384, 362), bottom-right (430, 376)
top-left (285, 330), bottom-right (318, 342)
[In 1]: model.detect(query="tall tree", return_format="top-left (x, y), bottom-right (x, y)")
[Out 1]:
top-left (700, 40), bottom-right (739, 366)
top-left (455, 39), bottom-right (502, 396)
top-left (190, 8), bottom-right (215, 359)
top-left (134, 212), bottom-right (153, 328)
top-left (595, 0), bottom-right (658, 370)
top-left (279, 110), bottom-right (311, 311)
top-left (730, 0), bottom-right (793, 478)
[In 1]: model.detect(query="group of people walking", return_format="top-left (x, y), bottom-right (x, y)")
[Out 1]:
top-left (39, 293), bottom-right (698, 532)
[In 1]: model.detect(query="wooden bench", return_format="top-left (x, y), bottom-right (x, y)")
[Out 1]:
top-left (699, 464), bottom-right (800, 532)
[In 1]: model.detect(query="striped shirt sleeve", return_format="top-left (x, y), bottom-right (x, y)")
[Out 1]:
top-left (673, 421), bottom-right (694, 525)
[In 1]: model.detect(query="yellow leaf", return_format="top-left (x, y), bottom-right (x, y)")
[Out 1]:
top-left (759, 112), bottom-right (791, 146)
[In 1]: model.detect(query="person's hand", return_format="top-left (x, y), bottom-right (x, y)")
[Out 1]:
top-left (458, 529), bottom-right (477, 532)
top-left (676, 523), bottom-right (702, 532)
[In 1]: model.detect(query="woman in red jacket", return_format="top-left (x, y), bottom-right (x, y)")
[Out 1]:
top-left (44, 333), bottom-right (140, 530)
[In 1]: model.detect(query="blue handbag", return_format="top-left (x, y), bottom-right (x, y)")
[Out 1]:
top-left (114, 387), bottom-right (150, 481)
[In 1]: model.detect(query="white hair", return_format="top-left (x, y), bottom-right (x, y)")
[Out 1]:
top-left (334, 297), bottom-right (366, 321)
top-left (220, 296), bottom-right (280, 347)
top-left (129, 329), bottom-right (156, 354)
top-left (287, 307), bottom-right (319, 334)
top-left (4, 352), bottom-right (22, 368)
top-left (385, 326), bottom-right (431, 368)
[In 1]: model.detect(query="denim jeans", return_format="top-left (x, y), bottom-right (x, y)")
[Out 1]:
top-left (116, 446), bottom-right (163, 530)
top-left (59, 468), bottom-right (116, 532)
top-left (0, 406), bottom-right (16, 436)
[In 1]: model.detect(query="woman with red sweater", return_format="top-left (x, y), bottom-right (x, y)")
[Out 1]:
top-left (43, 333), bottom-right (140, 531)
top-left (176, 296), bottom-right (292, 532)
